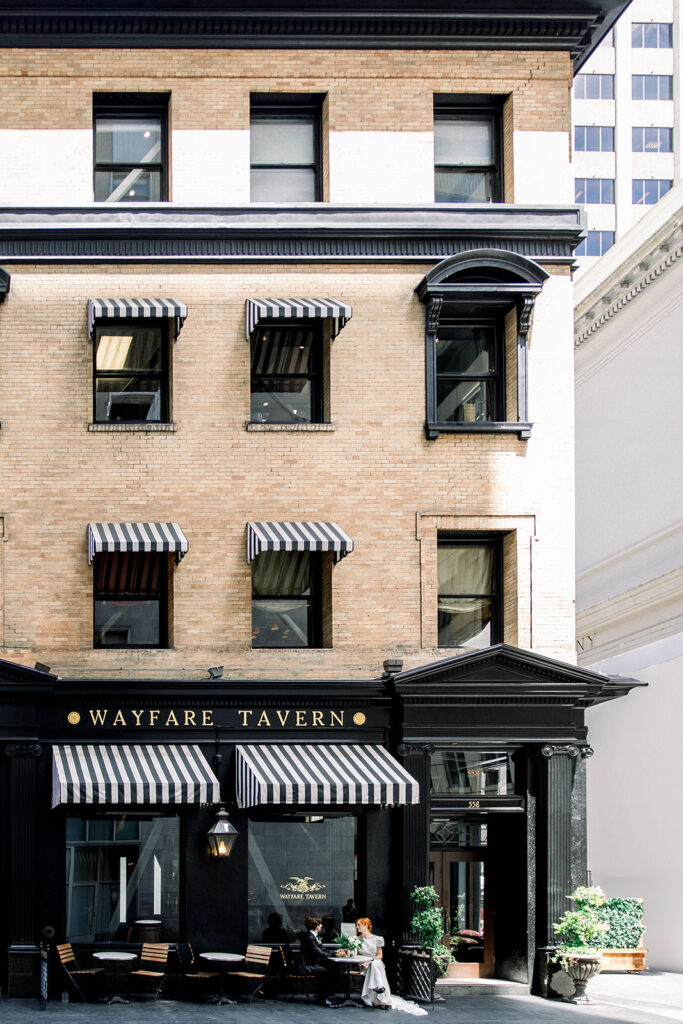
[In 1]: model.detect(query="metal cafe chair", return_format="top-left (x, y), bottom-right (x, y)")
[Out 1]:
top-left (276, 944), bottom-right (319, 1001)
top-left (226, 943), bottom-right (273, 1001)
top-left (128, 942), bottom-right (169, 1000)
top-left (55, 943), bottom-right (106, 1003)
top-left (178, 943), bottom-right (221, 1002)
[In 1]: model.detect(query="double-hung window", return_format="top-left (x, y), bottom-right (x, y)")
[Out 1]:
top-left (94, 94), bottom-right (168, 202)
top-left (250, 95), bottom-right (322, 202)
top-left (437, 536), bottom-right (502, 648)
top-left (434, 98), bottom-right (502, 203)
top-left (435, 322), bottom-right (501, 424)
top-left (251, 323), bottom-right (322, 424)
top-left (251, 550), bottom-right (322, 648)
top-left (94, 551), bottom-right (168, 648)
top-left (93, 321), bottom-right (169, 424)
top-left (415, 251), bottom-right (547, 440)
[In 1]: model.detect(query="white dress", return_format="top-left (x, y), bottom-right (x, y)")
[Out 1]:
top-left (359, 935), bottom-right (390, 1006)
top-left (358, 935), bottom-right (428, 1015)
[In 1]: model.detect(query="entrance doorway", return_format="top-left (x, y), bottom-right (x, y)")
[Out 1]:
top-left (429, 849), bottom-right (494, 978)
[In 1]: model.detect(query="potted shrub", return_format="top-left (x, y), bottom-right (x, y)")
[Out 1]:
top-left (598, 897), bottom-right (647, 972)
top-left (409, 885), bottom-right (454, 980)
top-left (552, 885), bottom-right (609, 1003)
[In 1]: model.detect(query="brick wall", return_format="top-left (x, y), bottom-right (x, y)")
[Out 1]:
top-left (0, 261), bottom-right (576, 678)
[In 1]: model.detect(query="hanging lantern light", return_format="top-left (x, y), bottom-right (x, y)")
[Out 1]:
top-left (207, 806), bottom-right (238, 858)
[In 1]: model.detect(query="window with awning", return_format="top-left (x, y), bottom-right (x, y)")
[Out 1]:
top-left (236, 743), bottom-right (420, 808)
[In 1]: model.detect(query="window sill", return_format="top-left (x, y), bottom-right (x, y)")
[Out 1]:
top-left (245, 422), bottom-right (336, 432)
top-left (426, 421), bottom-right (532, 441)
top-left (88, 422), bottom-right (178, 433)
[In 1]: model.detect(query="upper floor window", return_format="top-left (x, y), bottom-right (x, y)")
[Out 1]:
top-left (93, 321), bottom-right (170, 424)
top-left (575, 231), bottom-right (614, 257)
top-left (437, 536), bottom-right (502, 649)
top-left (252, 550), bottom-right (323, 648)
top-left (632, 23), bottom-right (672, 48)
top-left (434, 98), bottom-right (502, 203)
top-left (250, 95), bottom-right (322, 202)
top-left (632, 127), bottom-right (672, 153)
top-left (94, 94), bottom-right (168, 202)
top-left (415, 251), bottom-right (548, 441)
top-left (632, 75), bottom-right (673, 101)
top-left (251, 323), bottom-right (322, 425)
top-left (574, 126), bottom-right (614, 152)
top-left (435, 322), bottom-right (502, 424)
top-left (633, 179), bottom-right (672, 205)
top-left (575, 178), bottom-right (614, 204)
top-left (94, 551), bottom-right (168, 648)
top-left (574, 74), bottom-right (614, 100)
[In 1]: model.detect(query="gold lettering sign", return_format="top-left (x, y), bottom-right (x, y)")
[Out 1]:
top-left (72, 708), bottom-right (359, 729)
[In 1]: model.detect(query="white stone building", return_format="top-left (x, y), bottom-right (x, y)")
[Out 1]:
top-left (575, 178), bottom-right (683, 970)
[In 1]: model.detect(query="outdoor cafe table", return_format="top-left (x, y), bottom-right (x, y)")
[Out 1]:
top-left (92, 950), bottom-right (137, 1004)
top-left (199, 952), bottom-right (245, 1005)
top-left (335, 954), bottom-right (372, 1005)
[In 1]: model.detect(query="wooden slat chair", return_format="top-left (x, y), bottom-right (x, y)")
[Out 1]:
top-left (129, 943), bottom-right (169, 1000)
top-left (55, 943), bottom-right (106, 1003)
top-left (277, 944), bottom-right (319, 1002)
top-left (226, 944), bottom-right (272, 1002)
top-left (179, 943), bottom-right (221, 1002)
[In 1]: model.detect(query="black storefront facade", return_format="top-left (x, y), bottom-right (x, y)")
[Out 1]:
top-left (0, 646), bottom-right (639, 997)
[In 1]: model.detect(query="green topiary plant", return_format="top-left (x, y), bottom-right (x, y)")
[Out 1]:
top-left (409, 885), bottom-right (454, 978)
top-left (551, 885), bottom-right (610, 968)
top-left (599, 898), bottom-right (645, 949)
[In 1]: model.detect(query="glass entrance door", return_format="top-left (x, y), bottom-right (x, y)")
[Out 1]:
top-left (429, 850), bottom-right (494, 977)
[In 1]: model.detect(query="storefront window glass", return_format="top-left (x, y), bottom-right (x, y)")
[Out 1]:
top-left (248, 817), bottom-right (356, 942)
top-left (430, 750), bottom-right (515, 797)
top-left (66, 816), bottom-right (180, 942)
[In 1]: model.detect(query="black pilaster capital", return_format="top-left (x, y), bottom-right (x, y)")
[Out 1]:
top-left (541, 743), bottom-right (593, 759)
top-left (397, 743), bottom-right (435, 757)
top-left (5, 743), bottom-right (42, 759)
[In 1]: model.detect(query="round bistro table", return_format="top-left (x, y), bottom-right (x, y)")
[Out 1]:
top-left (335, 954), bottom-right (372, 1004)
top-left (199, 952), bottom-right (245, 1005)
top-left (92, 950), bottom-right (138, 1004)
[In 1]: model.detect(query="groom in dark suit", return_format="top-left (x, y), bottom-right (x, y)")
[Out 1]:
top-left (299, 915), bottom-right (342, 1006)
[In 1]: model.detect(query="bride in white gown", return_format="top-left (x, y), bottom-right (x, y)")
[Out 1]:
top-left (353, 918), bottom-right (427, 1015)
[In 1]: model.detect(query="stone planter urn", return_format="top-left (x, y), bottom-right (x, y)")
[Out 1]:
top-left (563, 954), bottom-right (602, 1003)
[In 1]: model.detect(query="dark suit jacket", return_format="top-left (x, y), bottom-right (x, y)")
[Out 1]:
top-left (299, 930), bottom-right (336, 972)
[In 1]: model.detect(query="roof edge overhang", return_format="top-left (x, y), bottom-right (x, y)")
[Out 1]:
top-left (0, 204), bottom-right (585, 265)
top-left (0, 2), bottom-right (630, 70)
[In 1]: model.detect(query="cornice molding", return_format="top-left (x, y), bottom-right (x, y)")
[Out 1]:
top-left (0, 5), bottom-right (616, 68)
top-left (0, 205), bottom-right (583, 265)
top-left (575, 226), bottom-right (683, 349)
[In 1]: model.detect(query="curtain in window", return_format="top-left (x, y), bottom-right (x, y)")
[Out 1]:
top-left (438, 545), bottom-right (492, 595)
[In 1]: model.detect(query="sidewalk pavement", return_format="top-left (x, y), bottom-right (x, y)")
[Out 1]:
top-left (0, 972), bottom-right (681, 1024)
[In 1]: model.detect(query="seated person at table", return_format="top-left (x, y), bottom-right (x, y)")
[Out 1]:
top-left (355, 918), bottom-right (391, 1009)
top-left (262, 912), bottom-right (289, 943)
top-left (299, 915), bottom-right (342, 1006)
top-left (320, 914), bottom-right (339, 944)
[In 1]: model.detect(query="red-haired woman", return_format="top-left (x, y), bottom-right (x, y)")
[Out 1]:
top-left (355, 918), bottom-right (391, 1009)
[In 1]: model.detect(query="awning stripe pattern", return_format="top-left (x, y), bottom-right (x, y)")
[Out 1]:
top-left (87, 298), bottom-right (188, 339)
top-left (246, 521), bottom-right (354, 564)
top-left (88, 522), bottom-right (189, 563)
top-left (235, 744), bottom-right (419, 809)
top-left (246, 298), bottom-right (353, 340)
top-left (51, 744), bottom-right (221, 808)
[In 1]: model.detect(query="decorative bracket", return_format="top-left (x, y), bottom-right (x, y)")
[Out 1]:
top-left (541, 744), bottom-right (593, 759)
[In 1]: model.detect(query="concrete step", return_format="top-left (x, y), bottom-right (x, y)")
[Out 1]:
top-left (435, 978), bottom-right (529, 998)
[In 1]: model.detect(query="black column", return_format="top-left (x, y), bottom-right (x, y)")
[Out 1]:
top-left (536, 743), bottom-right (592, 947)
top-left (5, 743), bottom-right (42, 996)
top-left (397, 744), bottom-right (432, 940)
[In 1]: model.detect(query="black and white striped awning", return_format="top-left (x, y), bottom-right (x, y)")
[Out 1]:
top-left (246, 521), bottom-right (354, 564)
top-left (51, 744), bottom-right (220, 808)
top-left (88, 522), bottom-right (189, 563)
top-left (246, 298), bottom-right (352, 340)
top-left (87, 298), bottom-right (188, 339)
top-left (236, 744), bottom-right (419, 809)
